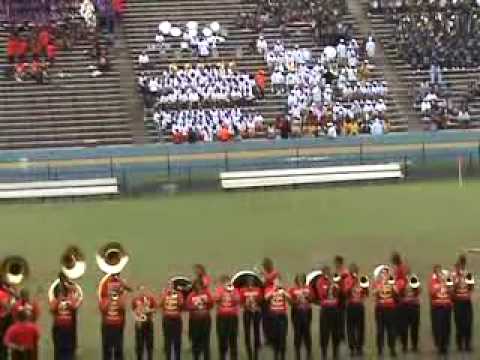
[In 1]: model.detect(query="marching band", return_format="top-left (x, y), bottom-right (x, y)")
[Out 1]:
top-left (0, 245), bottom-right (476, 360)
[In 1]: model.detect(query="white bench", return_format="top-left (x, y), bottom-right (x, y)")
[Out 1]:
top-left (220, 163), bottom-right (403, 189)
top-left (0, 178), bottom-right (119, 199)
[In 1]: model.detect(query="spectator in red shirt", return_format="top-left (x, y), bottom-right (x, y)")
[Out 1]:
top-left (239, 276), bottom-right (263, 360)
top-left (289, 273), bottom-right (314, 360)
top-left (0, 284), bottom-right (14, 359)
top-left (14, 62), bottom-right (29, 82)
top-left (214, 275), bottom-right (241, 360)
top-left (254, 69), bottom-right (266, 99)
top-left (7, 32), bottom-right (19, 64)
top-left (186, 279), bottom-right (214, 360)
top-left (4, 310), bottom-right (40, 360)
top-left (159, 281), bottom-right (184, 360)
top-left (47, 41), bottom-right (57, 64)
top-left (17, 37), bottom-right (28, 63)
top-left (49, 274), bottom-right (82, 360)
top-left (99, 288), bottom-right (127, 360)
top-left (131, 286), bottom-right (156, 360)
top-left (38, 27), bottom-right (50, 56)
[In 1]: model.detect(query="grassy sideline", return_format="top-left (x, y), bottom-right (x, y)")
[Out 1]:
top-left (0, 180), bottom-right (478, 359)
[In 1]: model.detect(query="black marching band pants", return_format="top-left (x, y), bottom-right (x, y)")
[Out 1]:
top-left (135, 320), bottom-right (154, 360)
top-left (243, 311), bottom-right (261, 360)
top-left (270, 313), bottom-right (288, 360)
top-left (431, 305), bottom-right (452, 354)
top-left (398, 303), bottom-right (420, 352)
top-left (346, 304), bottom-right (365, 355)
top-left (53, 324), bottom-right (77, 360)
top-left (102, 324), bottom-right (124, 360)
top-left (291, 308), bottom-right (312, 360)
top-left (454, 299), bottom-right (473, 351)
top-left (189, 316), bottom-right (211, 360)
top-left (375, 306), bottom-right (397, 356)
top-left (163, 316), bottom-right (182, 360)
top-left (0, 315), bottom-right (12, 360)
top-left (319, 307), bottom-right (340, 359)
top-left (216, 315), bottom-right (238, 360)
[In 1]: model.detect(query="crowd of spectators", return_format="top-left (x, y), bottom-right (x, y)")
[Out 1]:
top-left (238, 0), bottom-right (350, 45)
top-left (2, 0), bottom-right (124, 82)
top-left (259, 36), bottom-right (389, 137)
top-left (153, 108), bottom-right (266, 143)
top-left (370, 0), bottom-right (480, 69)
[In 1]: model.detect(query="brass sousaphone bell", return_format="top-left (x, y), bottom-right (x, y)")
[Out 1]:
top-left (96, 242), bottom-right (129, 275)
top-left (359, 275), bottom-right (370, 289)
top-left (409, 274), bottom-right (421, 289)
top-left (1, 256), bottom-right (29, 286)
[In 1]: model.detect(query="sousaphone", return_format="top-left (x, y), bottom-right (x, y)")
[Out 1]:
top-left (96, 242), bottom-right (129, 275)
top-left (48, 246), bottom-right (85, 303)
top-left (231, 270), bottom-right (263, 289)
top-left (1, 256), bottom-right (29, 286)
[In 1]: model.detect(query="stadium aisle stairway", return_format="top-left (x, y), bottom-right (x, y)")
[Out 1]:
top-left (0, 26), bottom-right (133, 149)
top-left (124, 0), bottom-right (406, 142)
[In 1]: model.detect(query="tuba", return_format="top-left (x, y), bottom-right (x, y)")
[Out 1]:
top-left (97, 242), bottom-right (131, 301)
top-left (48, 246), bottom-right (85, 304)
top-left (359, 275), bottom-right (370, 289)
top-left (1, 256), bottom-right (29, 286)
top-left (96, 242), bottom-right (129, 275)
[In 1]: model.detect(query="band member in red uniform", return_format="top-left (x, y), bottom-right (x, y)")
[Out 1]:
top-left (239, 277), bottom-right (263, 360)
top-left (452, 255), bottom-right (474, 352)
top-left (193, 265), bottom-right (211, 289)
top-left (0, 282), bottom-right (14, 360)
top-left (398, 274), bottom-right (420, 353)
top-left (159, 281), bottom-right (184, 360)
top-left (131, 286), bottom-right (157, 360)
top-left (99, 288), bottom-right (127, 360)
top-left (289, 273), bottom-right (313, 360)
top-left (3, 310), bottom-right (40, 360)
top-left (344, 264), bottom-right (368, 357)
top-left (214, 275), bottom-right (241, 360)
top-left (12, 289), bottom-right (40, 323)
top-left (430, 265), bottom-right (454, 355)
top-left (373, 266), bottom-right (398, 357)
top-left (49, 274), bottom-right (82, 360)
top-left (187, 279), bottom-right (214, 360)
top-left (98, 274), bottom-right (131, 301)
top-left (264, 280), bottom-right (290, 360)
top-left (333, 256), bottom-right (349, 343)
top-left (315, 266), bottom-right (341, 360)
top-left (261, 258), bottom-right (279, 345)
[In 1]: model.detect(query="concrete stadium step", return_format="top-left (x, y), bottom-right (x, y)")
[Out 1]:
top-left (0, 137), bottom-right (134, 150)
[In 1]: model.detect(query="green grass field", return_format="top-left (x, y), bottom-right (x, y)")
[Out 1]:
top-left (1, 180), bottom-right (479, 359)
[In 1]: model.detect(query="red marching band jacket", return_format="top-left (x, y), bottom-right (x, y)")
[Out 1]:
top-left (186, 289), bottom-right (214, 319)
top-left (131, 295), bottom-right (157, 322)
top-left (315, 276), bottom-right (340, 308)
top-left (160, 289), bottom-right (184, 319)
top-left (215, 286), bottom-right (241, 317)
top-left (452, 269), bottom-right (474, 302)
top-left (49, 292), bottom-right (81, 328)
top-left (0, 288), bottom-right (13, 319)
top-left (240, 287), bottom-right (263, 312)
top-left (288, 285), bottom-right (314, 311)
top-left (12, 299), bottom-right (40, 322)
top-left (429, 274), bottom-right (453, 308)
top-left (98, 275), bottom-right (128, 300)
top-left (344, 276), bottom-right (368, 306)
top-left (400, 285), bottom-right (420, 306)
top-left (99, 295), bottom-right (126, 327)
top-left (373, 279), bottom-right (398, 309)
top-left (265, 286), bottom-right (289, 314)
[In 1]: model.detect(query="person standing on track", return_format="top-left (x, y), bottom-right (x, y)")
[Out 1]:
top-left (159, 281), bottom-right (184, 360)
top-left (214, 275), bottom-right (241, 360)
top-left (398, 274), bottom-right (421, 353)
top-left (261, 258), bottom-right (280, 346)
top-left (3, 310), bottom-right (40, 360)
top-left (288, 273), bottom-right (313, 360)
top-left (187, 279), bottom-right (214, 360)
top-left (333, 256), bottom-right (349, 344)
top-left (99, 287), bottom-right (127, 360)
